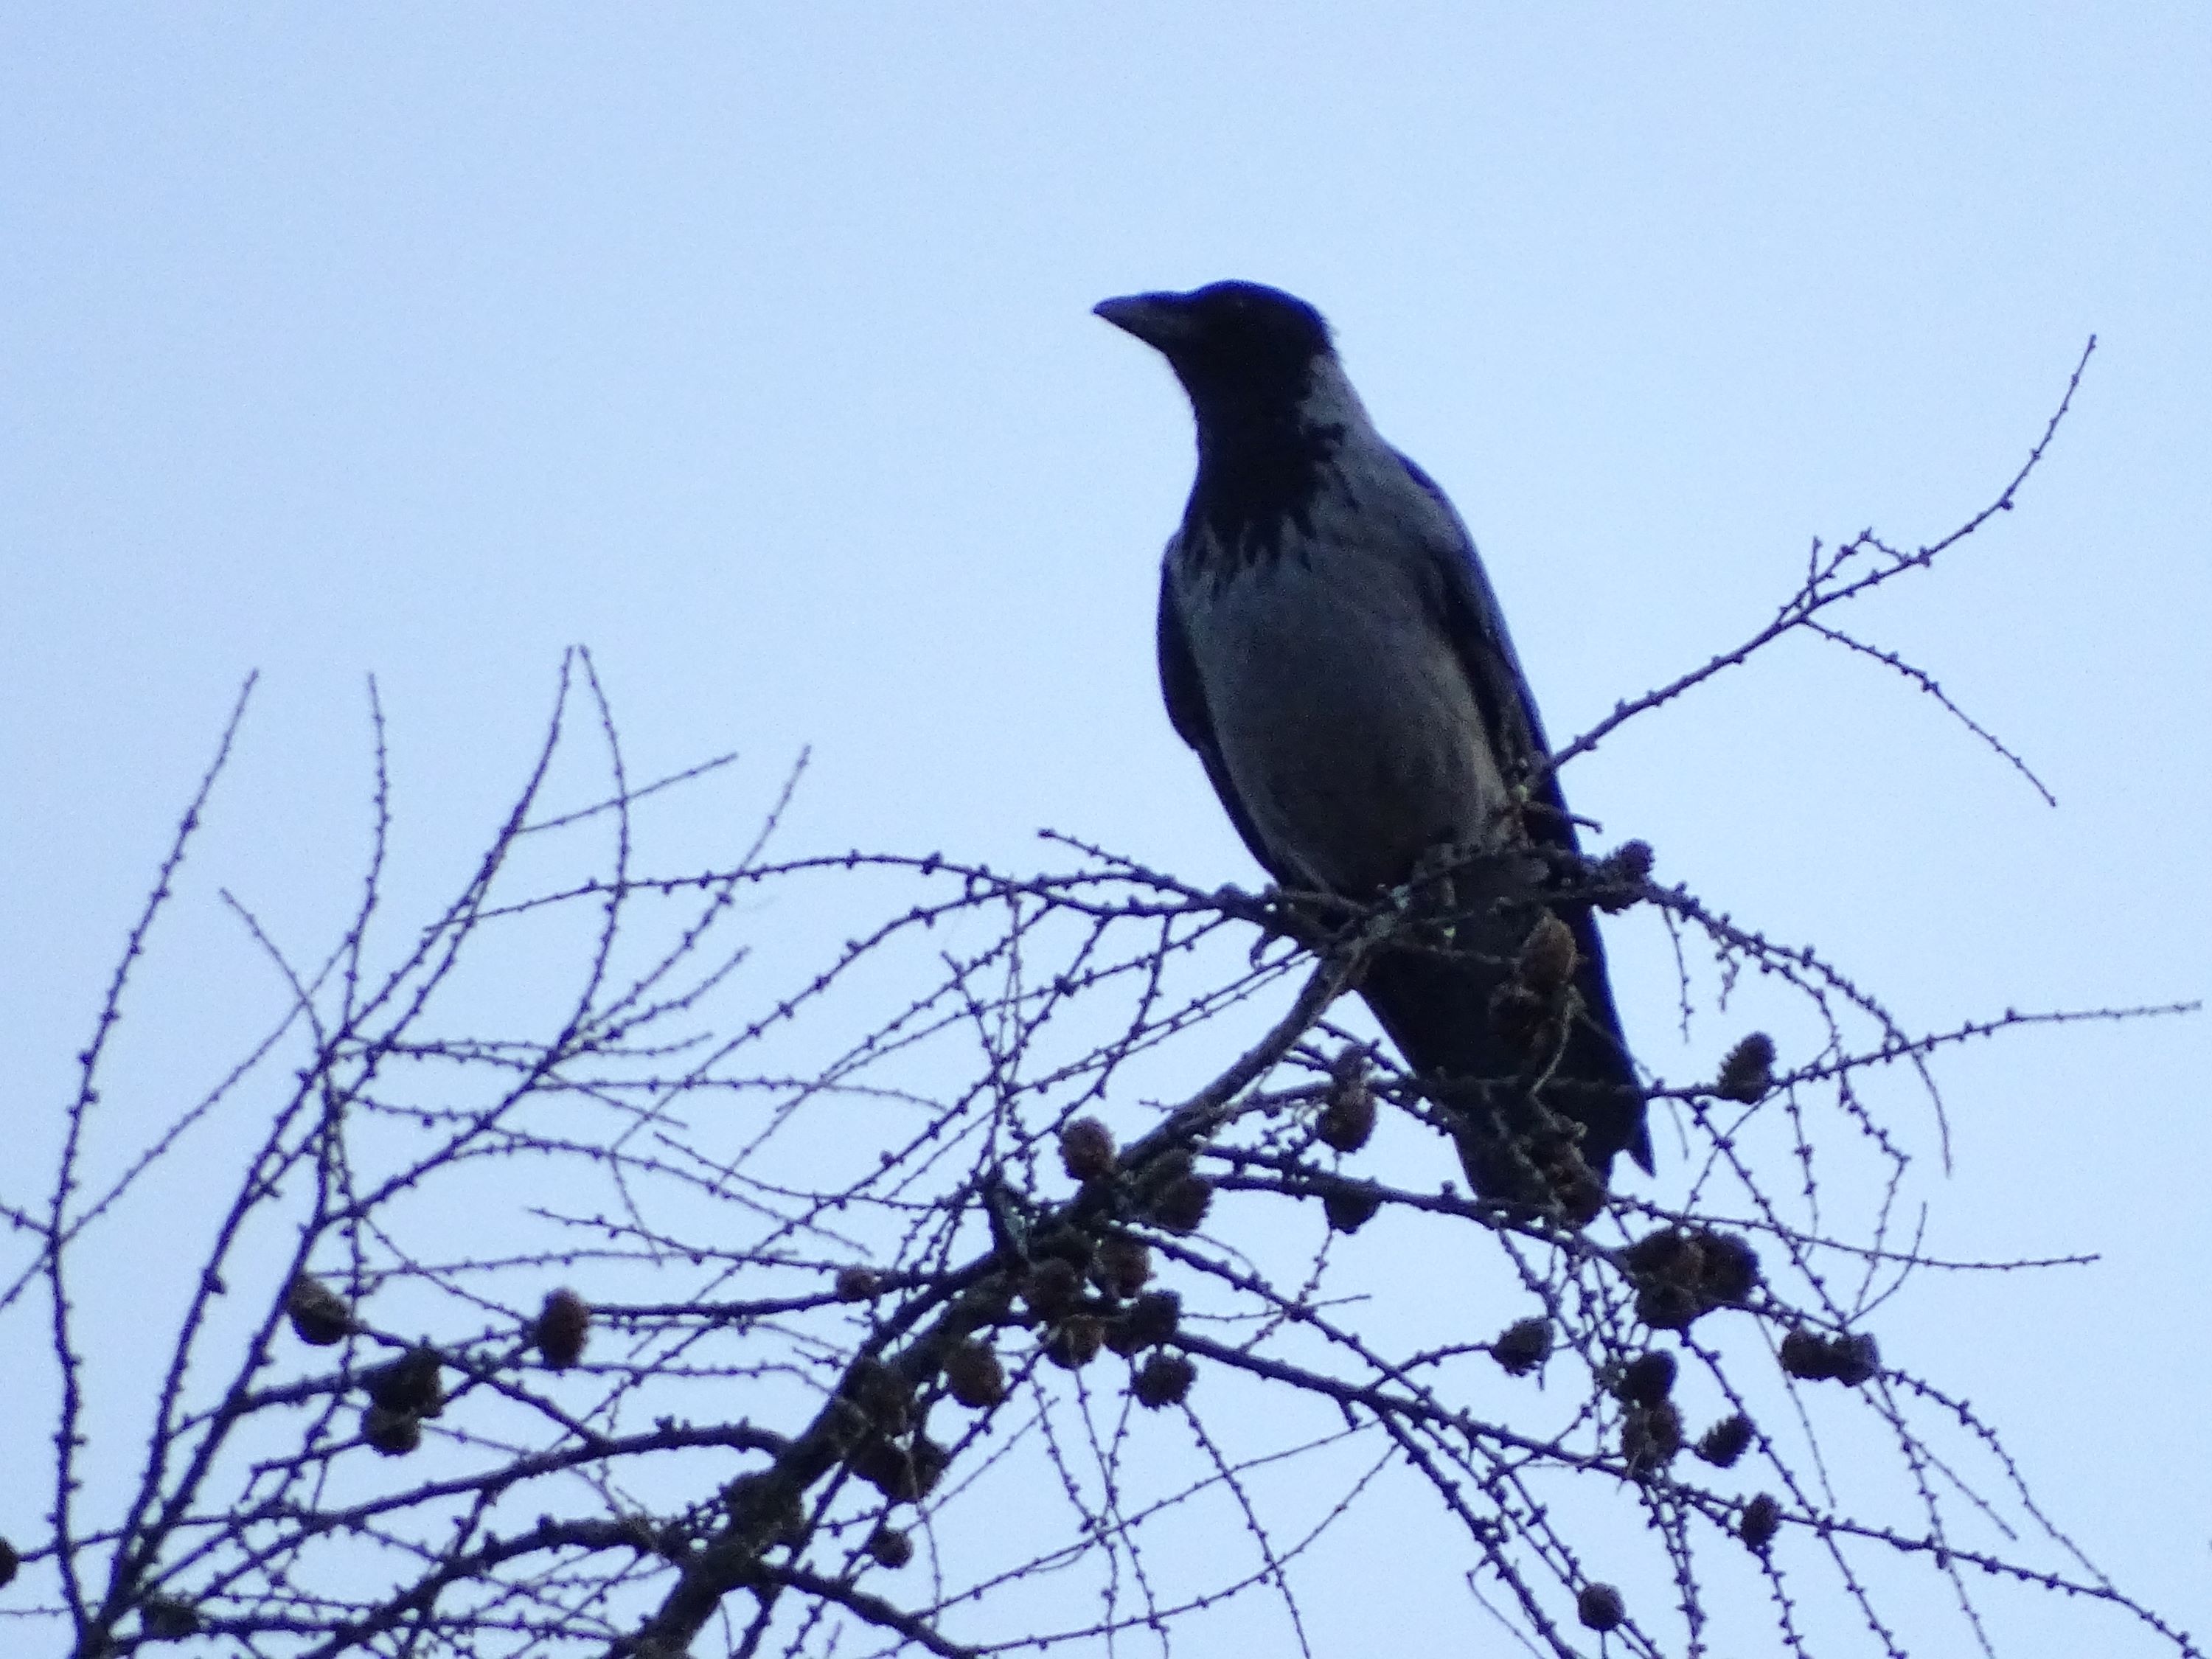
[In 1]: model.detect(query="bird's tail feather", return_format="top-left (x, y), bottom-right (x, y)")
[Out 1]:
top-left (1357, 871), bottom-right (1650, 1199)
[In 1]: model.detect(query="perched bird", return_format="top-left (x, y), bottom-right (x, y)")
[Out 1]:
top-left (1096, 279), bottom-right (1652, 1205)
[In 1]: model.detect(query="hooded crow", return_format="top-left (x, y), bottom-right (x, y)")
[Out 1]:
top-left (1097, 279), bottom-right (1652, 1203)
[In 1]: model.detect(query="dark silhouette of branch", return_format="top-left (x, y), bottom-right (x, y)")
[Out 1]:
top-left (4, 342), bottom-right (2198, 1659)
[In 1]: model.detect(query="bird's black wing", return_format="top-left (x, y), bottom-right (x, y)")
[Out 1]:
top-left (1155, 557), bottom-right (1291, 885)
top-left (1393, 456), bottom-right (1562, 815)
top-left (1391, 453), bottom-right (1654, 1178)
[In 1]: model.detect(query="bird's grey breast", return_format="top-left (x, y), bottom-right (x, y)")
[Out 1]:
top-left (1171, 469), bottom-right (1514, 895)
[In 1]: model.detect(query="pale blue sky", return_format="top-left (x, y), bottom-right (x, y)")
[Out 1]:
top-left (4, 7), bottom-right (2208, 1652)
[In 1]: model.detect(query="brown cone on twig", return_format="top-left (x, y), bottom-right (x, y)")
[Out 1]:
top-left (534, 1288), bottom-right (590, 1370)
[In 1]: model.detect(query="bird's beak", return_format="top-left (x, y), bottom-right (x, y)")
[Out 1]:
top-left (1093, 291), bottom-right (1194, 353)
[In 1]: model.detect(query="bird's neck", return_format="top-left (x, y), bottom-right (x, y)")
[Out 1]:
top-left (1182, 361), bottom-right (1374, 574)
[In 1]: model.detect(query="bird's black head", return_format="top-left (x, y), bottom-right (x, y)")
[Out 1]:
top-left (1093, 281), bottom-right (1335, 434)
top-left (1097, 282), bottom-right (1349, 566)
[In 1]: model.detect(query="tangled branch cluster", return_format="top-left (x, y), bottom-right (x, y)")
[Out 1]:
top-left (3, 338), bottom-right (2196, 1659)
